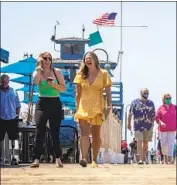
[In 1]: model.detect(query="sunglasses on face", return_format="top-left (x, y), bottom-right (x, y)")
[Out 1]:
top-left (165, 97), bottom-right (171, 100)
top-left (43, 57), bottom-right (52, 61)
top-left (143, 92), bottom-right (149, 95)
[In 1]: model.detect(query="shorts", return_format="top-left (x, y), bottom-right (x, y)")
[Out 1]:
top-left (134, 129), bottom-right (153, 142)
top-left (0, 118), bottom-right (19, 141)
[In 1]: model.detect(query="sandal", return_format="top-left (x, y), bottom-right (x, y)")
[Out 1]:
top-left (91, 161), bottom-right (98, 168)
top-left (56, 159), bottom-right (63, 168)
top-left (79, 159), bottom-right (87, 167)
top-left (137, 160), bottom-right (143, 165)
top-left (30, 159), bottom-right (39, 168)
top-left (30, 163), bottom-right (39, 168)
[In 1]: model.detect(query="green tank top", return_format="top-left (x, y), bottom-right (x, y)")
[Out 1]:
top-left (38, 80), bottom-right (60, 97)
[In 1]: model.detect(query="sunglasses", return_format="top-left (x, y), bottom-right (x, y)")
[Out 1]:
top-left (165, 97), bottom-right (171, 100)
top-left (143, 93), bottom-right (149, 95)
top-left (43, 57), bottom-right (52, 61)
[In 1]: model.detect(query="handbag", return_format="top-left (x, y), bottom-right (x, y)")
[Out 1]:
top-left (53, 68), bottom-right (64, 120)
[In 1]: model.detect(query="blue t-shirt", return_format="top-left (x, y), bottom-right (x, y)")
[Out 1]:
top-left (129, 98), bottom-right (155, 132)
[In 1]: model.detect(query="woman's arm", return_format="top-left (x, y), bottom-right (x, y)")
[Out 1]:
top-left (156, 107), bottom-right (166, 128)
top-left (105, 86), bottom-right (112, 107)
top-left (33, 67), bottom-right (41, 85)
top-left (47, 68), bottom-right (66, 92)
top-left (75, 84), bottom-right (82, 111)
top-left (104, 86), bottom-right (112, 119)
top-left (155, 107), bottom-right (162, 124)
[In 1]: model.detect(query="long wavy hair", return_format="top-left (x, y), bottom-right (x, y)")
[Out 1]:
top-left (36, 52), bottom-right (53, 69)
top-left (79, 52), bottom-right (100, 79)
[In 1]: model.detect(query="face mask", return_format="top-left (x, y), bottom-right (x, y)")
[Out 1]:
top-left (142, 94), bottom-right (149, 99)
top-left (164, 98), bottom-right (171, 105)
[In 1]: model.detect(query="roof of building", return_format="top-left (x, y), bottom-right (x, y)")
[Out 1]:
top-left (55, 37), bottom-right (90, 43)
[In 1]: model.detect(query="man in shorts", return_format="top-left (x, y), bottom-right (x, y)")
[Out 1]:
top-left (0, 74), bottom-right (21, 165)
top-left (128, 88), bottom-right (155, 164)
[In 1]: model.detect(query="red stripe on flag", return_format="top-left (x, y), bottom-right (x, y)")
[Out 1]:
top-left (92, 13), bottom-right (116, 26)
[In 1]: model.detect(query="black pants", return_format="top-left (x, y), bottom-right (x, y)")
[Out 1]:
top-left (0, 118), bottom-right (18, 141)
top-left (34, 97), bottom-right (62, 160)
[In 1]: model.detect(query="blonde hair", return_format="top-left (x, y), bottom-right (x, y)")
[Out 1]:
top-left (162, 93), bottom-right (171, 103)
top-left (79, 52), bottom-right (100, 79)
top-left (36, 52), bottom-right (53, 68)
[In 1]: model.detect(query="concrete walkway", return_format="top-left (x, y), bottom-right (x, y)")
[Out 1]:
top-left (1, 164), bottom-right (176, 185)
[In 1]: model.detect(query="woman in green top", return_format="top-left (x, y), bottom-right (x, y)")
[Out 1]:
top-left (30, 52), bottom-right (66, 168)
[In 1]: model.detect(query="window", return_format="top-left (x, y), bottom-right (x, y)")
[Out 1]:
top-left (63, 43), bottom-right (83, 54)
top-left (73, 44), bottom-right (82, 54)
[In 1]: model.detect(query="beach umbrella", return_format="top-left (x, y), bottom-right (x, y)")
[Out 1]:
top-left (1, 56), bottom-right (37, 75)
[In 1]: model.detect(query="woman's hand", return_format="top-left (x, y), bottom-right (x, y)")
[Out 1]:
top-left (105, 107), bottom-right (111, 119)
top-left (160, 121), bottom-right (166, 128)
top-left (47, 80), bottom-right (55, 87)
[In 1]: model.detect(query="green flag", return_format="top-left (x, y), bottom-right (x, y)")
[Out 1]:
top-left (88, 31), bottom-right (103, 47)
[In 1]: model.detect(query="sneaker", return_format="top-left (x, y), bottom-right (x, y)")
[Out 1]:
top-left (137, 160), bottom-right (143, 164)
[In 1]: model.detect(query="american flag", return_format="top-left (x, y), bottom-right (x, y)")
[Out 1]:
top-left (93, 12), bottom-right (117, 26)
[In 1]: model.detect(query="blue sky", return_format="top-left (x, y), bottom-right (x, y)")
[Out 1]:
top-left (1, 2), bottom-right (176, 145)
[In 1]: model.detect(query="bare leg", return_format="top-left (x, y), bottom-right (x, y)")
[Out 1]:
top-left (91, 125), bottom-right (101, 167)
top-left (137, 141), bottom-right (143, 163)
top-left (143, 141), bottom-right (148, 162)
top-left (168, 156), bottom-right (172, 164)
top-left (167, 131), bottom-right (176, 164)
top-left (79, 120), bottom-right (90, 167)
top-left (164, 155), bottom-right (168, 164)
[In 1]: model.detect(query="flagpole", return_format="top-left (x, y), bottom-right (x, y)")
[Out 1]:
top-left (120, 1), bottom-right (123, 83)
top-left (82, 24), bottom-right (85, 39)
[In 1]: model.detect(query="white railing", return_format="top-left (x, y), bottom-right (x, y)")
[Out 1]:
top-left (100, 111), bottom-right (122, 153)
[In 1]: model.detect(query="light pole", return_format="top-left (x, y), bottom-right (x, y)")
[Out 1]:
top-left (125, 103), bottom-right (131, 141)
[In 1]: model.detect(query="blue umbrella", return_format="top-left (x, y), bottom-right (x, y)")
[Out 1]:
top-left (11, 76), bottom-right (33, 84)
top-left (1, 56), bottom-right (37, 75)
top-left (0, 48), bottom-right (9, 64)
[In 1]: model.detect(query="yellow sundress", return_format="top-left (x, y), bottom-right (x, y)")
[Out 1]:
top-left (73, 69), bottom-right (112, 125)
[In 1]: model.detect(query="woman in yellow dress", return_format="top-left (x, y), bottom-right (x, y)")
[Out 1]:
top-left (74, 52), bottom-right (112, 167)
